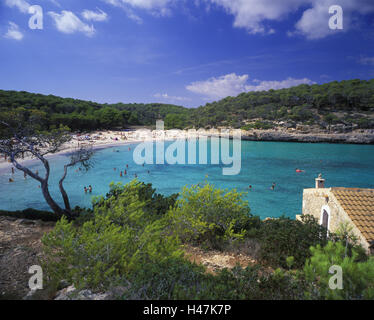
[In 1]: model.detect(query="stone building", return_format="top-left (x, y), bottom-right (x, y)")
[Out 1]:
top-left (298, 174), bottom-right (374, 255)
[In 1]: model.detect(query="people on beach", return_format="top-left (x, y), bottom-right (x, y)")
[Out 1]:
top-left (35, 170), bottom-right (39, 176)
top-left (24, 172), bottom-right (27, 179)
top-left (11, 167), bottom-right (14, 174)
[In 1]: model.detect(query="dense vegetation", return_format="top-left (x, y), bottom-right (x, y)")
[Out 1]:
top-left (0, 89), bottom-right (188, 131)
top-left (1, 79), bottom-right (373, 132)
top-left (41, 180), bottom-right (374, 300)
top-left (190, 79), bottom-right (374, 129)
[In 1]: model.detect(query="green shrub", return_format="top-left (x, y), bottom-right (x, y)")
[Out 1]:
top-left (101, 180), bottom-right (178, 217)
top-left (42, 181), bottom-right (182, 291)
top-left (121, 262), bottom-right (310, 300)
top-left (304, 242), bottom-right (374, 299)
top-left (166, 183), bottom-right (253, 249)
top-left (254, 215), bottom-right (330, 269)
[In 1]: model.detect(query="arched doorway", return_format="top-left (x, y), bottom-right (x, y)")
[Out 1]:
top-left (320, 205), bottom-right (330, 231)
top-left (322, 209), bottom-right (329, 228)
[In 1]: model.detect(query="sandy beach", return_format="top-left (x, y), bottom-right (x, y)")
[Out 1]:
top-left (0, 129), bottom-right (203, 171)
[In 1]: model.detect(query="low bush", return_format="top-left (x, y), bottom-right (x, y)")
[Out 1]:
top-left (252, 215), bottom-right (331, 269)
top-left (42, 181), bottom-right (182, 291)
top-left (304, 242), bottom-right (374, 299)
top-left (166, 183), bottom-right (256, 249)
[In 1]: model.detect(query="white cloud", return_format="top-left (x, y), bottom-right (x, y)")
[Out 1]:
top-left (294, 0), bottom-right (374, 39)
top-left (208, 0), bottom-right (374, 39)
top-left (154, 93), bottom-right (190, 102)
top-left (209, 0), bottom-right (304, 34)
top-left (4, 21), bottom-right (24, 40)
top-left (102, 0), bottom-right (172, 18)
top-left (5, 0), bottom-right (30, 13)
top-left (359, 56), bottom-right (374, 66)
top-left (245, 77), bottom-right (316, 92)
top-left (186, 73), bottom-right (315, 99)
top-left (82, 8), bottom-right (108, 22)
top-left (186, 73), bottom-right (250, 99)
top-left (109, 0), bottom-right (172, 10)
top-left (49, 0), bottom-right (61, 7)
top-left (48, 11), bottom-right (95, 37)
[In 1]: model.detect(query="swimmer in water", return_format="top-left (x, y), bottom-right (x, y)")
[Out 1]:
top-left (124, 169), bottom-right (127, 175)
top-left (24, 172), bottom-right (27, 179)
top-left (249, 185), bottom-right (252, 191)
top-left (9, 178), bottom-right (14, 183)
top-left (11, 167), bottom-right (15, 174)
top-left (120, 171), bottom-right (123, 177)
top-left (84, 186), bottom-right (87, 193)
top-left (271, 182), bottom-right (276, 191)
top-left (88, 185), bottom-right (92, 193)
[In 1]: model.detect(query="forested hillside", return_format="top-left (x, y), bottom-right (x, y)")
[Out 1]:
top-left (0, 90), bottom-right (188, 131)
top-left (1, 79), bottom-right (373, 132)
top-left (190, 79), bottom-right (374, 129)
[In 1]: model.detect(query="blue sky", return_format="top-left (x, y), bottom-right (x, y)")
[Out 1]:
top-left (1, 0), bottom-right (374, 108)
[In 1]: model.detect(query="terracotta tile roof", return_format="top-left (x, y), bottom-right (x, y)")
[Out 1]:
top-left (331, 188), bottom-right (374, 244)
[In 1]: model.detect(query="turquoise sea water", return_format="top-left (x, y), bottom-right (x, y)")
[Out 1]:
top-left (1, 140), bottom-right (374, 219)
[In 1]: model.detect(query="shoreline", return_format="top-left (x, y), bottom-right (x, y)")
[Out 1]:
top-left (240, 129), bottom-right (374, 145)
top-left (1, 128), bottom-right (374, 171)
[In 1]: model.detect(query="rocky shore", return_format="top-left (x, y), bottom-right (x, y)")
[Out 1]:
top-left (240, 129), bottom-right (374, 144)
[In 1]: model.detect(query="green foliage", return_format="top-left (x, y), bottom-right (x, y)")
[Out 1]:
top-left (166, 183), bottom-right (253, 249)
top-left (42, 181), bottom-right (182, 290)
top-left (253, 215), bottom-right (331, 269)
top-left (0, 90), bottom-right (188, 133)
top-left (164, 113), bottom-right (187, 129)
top-left (304, 242), bottom-right (374, 299)
top-left (41, 182), bottom-right (372, 300)
top-left (1, 79), bottom-right (373, 135)
top-left (190, 79), bottom-right (374, 128)
top-left (102, 180), bottom-right (178, 217)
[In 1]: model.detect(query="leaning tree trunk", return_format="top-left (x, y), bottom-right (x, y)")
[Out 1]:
top-left (59, 164), bottom-right (72, 213)
top-left (41, 180), bottom-right (67, 216)
top-left (11, 155), bottom-right (67, 217)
